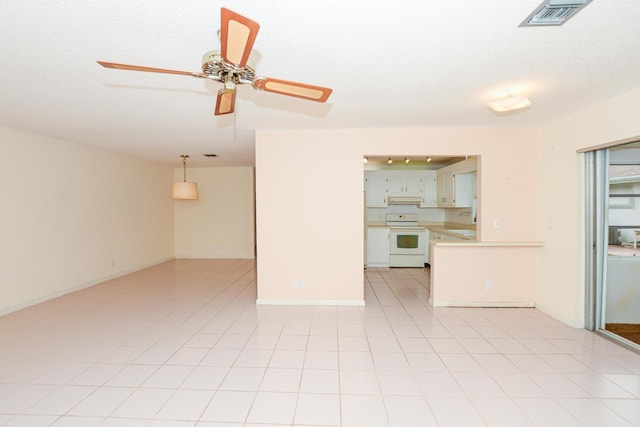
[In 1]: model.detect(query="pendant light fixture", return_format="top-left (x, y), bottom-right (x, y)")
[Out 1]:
top-left (172, 155), bottom-right (199, 200)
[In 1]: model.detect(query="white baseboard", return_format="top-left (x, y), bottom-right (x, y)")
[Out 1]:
top-left (174, 254), bottom-right (255, 260)
top-left (256, 299), bottom-right (365, 306)
top-left (432, 301), bottom-right (536, 308)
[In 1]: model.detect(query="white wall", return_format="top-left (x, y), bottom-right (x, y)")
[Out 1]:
top-left (431, 244), bottom-right (538, 306)
top-left (0, 126), bottom-right (174, 314)
top-left (174, 167), bottom-right (255, 259)
top-left (538, 87), bottom-right (640, 327)
top-left (255, 128), bottom-right (538, 305)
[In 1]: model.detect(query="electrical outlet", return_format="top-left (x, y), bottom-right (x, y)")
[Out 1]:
top-left (492, 219), bottom-right (501, 229)
top-left (486, 281), bottom-right (493, 291)
top-left (292, 279), bottom-right (305, 289)
top-left (111, 259), bottom-right (116, 268)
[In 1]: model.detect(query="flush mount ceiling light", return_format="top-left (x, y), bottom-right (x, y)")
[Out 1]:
top-left (488, 92), bottom-right (532, 113)
top-left (172, 155), bottom-right (199, 200)
top-left (520, 0), bottom-right (593, 27)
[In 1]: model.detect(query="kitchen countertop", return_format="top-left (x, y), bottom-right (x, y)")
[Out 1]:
top-left (425, 224), bottom-right (476, 240)
top-left (432, 240), bottom-right (543, 247)
top-left (366, 221), bottom-right (387, 227)
top-left (366, 222), bottom-right (477, 240)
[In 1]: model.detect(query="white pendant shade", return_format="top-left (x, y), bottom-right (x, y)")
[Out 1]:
top-left (172, 181), bottom-right (199, 200)
top-left (173, 154), bottom-right (199, 200)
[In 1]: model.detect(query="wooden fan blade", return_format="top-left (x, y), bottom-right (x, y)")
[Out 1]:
top-left (220, 8), bottom-right (260, 68)
top-left (97, 61), bottom-right (199, 76)
top-left (215, 89), bottom-right (236, 115)
top-left (253, 77), bottom-right (332, 102)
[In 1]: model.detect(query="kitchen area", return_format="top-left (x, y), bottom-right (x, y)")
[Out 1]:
top-left (364, 156), bottom-right (478, 269)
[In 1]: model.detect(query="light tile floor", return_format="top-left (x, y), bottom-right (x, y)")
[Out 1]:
top-left (1, 259), bottom-right (639, 426)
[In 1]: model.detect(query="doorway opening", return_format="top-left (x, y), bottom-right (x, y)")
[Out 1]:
top-left (363, 155), bottom-right (478, 270)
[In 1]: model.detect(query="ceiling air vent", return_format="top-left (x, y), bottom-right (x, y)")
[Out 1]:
top-left (520, 0), bottom-right (593, 27)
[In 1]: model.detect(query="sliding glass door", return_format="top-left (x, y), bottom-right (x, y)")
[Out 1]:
top-left (585, 141), bottom-right (640, 349)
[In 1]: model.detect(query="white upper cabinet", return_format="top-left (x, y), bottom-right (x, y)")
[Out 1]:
top-left (365, 170), bottom-right (436, 207)
top-left (437, 172), bottom-right (455, 207)
top-left (405, 175), bottom-right (423, 195)
top-left (365, 160), bottom-right (474, 209)
top-left (453, 172), bottom-right (475, 207)
top-left (386, 175), bottom-right (405, 195)
top-left (421, 172), bottom-right (437, 207)
top-left (387, 174), bottom-right (422, 196)
top-left (436, 158), bottom-right (477, 208)
top-left (364, 172), bottom-right (387, 207)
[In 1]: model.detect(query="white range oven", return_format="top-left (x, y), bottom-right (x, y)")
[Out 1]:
top-left (385, 213), bottom-right (426, 267)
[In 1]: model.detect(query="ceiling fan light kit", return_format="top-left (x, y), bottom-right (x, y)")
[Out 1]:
top-left (97, 8), bottom-right (332, 116)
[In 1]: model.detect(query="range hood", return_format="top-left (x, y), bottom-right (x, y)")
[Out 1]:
top-left (387, 195), bottom-right (422, 205)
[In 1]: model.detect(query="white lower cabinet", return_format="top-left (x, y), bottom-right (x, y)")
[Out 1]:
top-left (432, 231), bottom-right (464, 241)
top-left (367, 227), bottom-right (390, 267)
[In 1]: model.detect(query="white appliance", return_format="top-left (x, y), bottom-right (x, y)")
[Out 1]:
top-left (387, 195), bottom-right (422, 205)
top-left (385, 213), bottom-right (425, 267)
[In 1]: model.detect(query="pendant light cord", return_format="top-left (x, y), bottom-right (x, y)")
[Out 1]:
top-left (182, 155), bottom-right (188, 182)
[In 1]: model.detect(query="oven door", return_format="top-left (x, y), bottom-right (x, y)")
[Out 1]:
top-left (389, 228), bottom-right (425, 255)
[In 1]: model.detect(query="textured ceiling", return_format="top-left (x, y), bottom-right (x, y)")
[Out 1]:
top-left (1, 0), bottom-right (640, 167)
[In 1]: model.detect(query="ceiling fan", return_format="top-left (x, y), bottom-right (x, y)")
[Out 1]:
top-left (98, 7), bottom-right (332, 115)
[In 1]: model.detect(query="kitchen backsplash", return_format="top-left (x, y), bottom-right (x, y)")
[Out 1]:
top-left (445, 207), bottom-right (475, 225)
top-left (367, 204), bottom-right (445, 223)
top-left (367, 205), bottom-right (475, 225)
